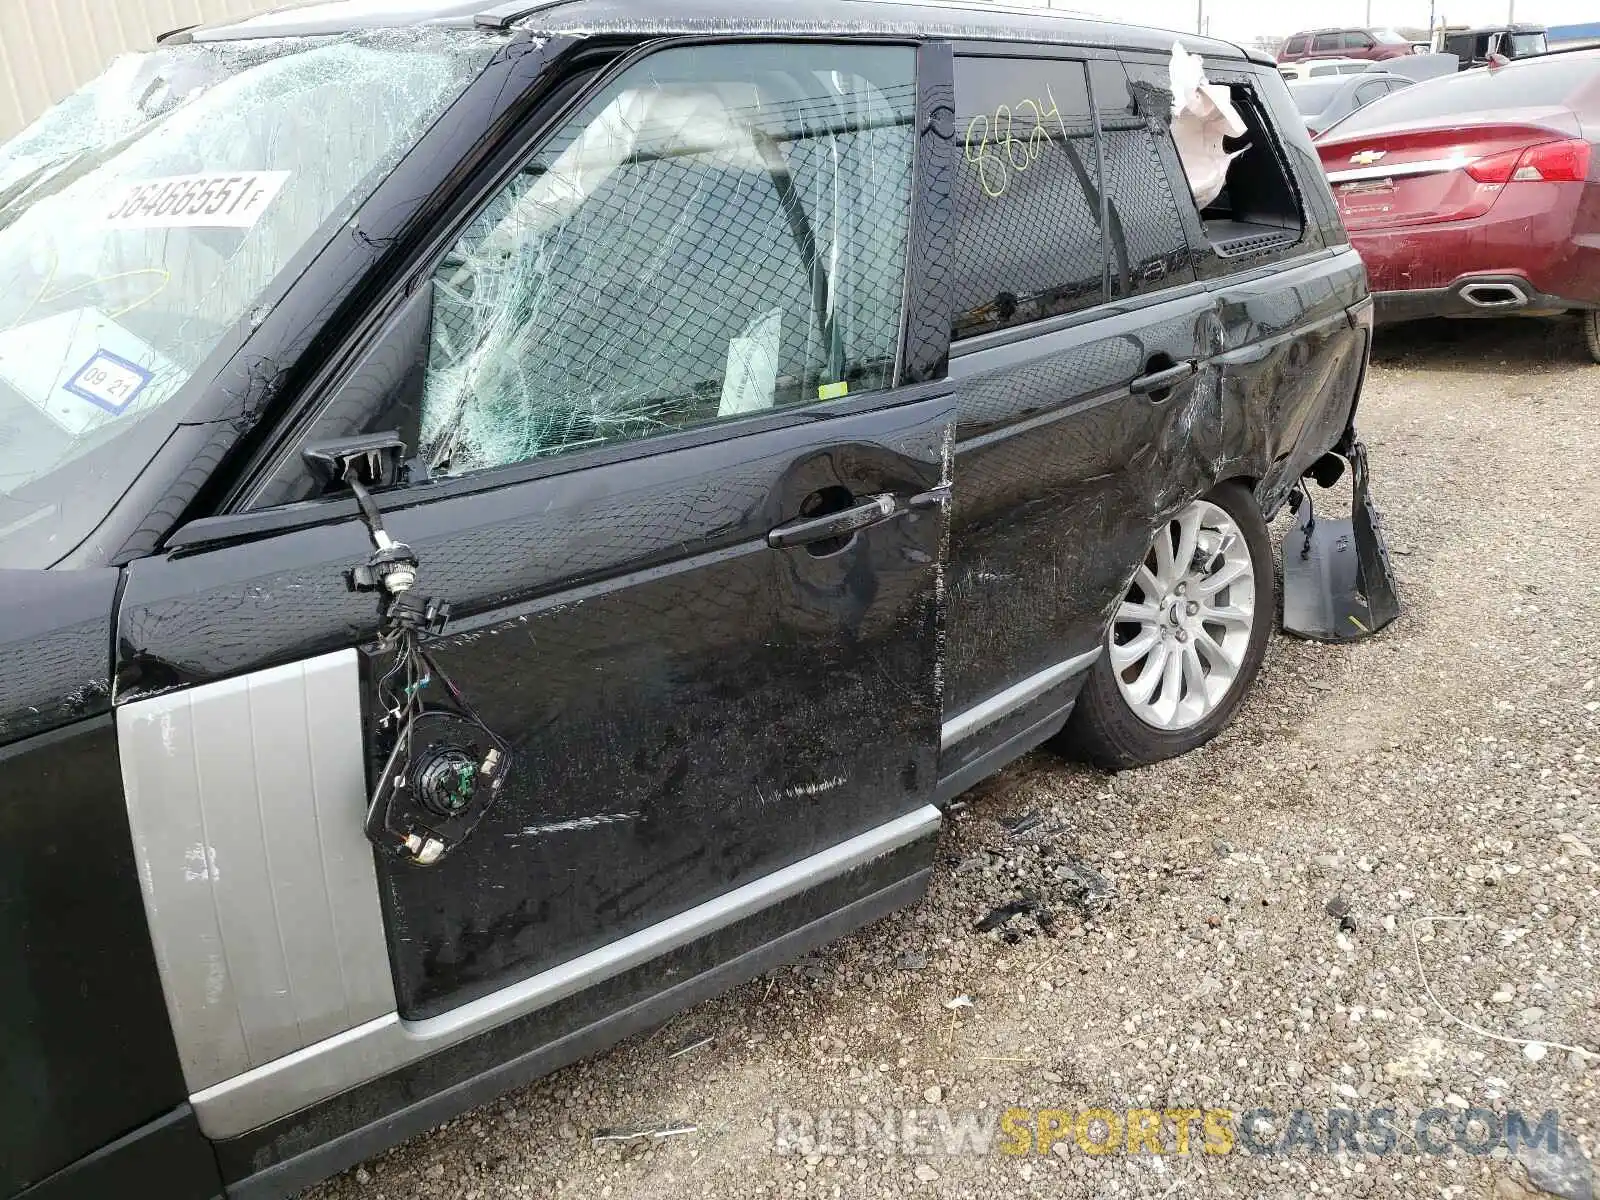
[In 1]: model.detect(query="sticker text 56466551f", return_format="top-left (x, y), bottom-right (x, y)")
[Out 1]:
top-left (100, 171), bottom-right (292, 230)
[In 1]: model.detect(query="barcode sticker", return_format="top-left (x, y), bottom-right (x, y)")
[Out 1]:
top-left (100, 170), bottom-right (291, 230)
top-left (63, 350), bottom-right (151, 414)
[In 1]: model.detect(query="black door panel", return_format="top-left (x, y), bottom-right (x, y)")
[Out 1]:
top-left (117, 394), bottom-right (953, 1018)
top-left (943, 294), bottom-right (1215, 718)
top-left (375, 399), bottom-right (951, 1016)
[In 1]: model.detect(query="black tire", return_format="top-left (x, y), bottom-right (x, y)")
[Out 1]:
top-left (1584, 311), bottom-right (1600, 365)
top-left (1059, 481), bottom-right (1274, 770)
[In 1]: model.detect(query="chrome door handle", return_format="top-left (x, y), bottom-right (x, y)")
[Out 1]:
top-left (1130, 360), bottom-right (1198, 398)
top-left (767, 494), bottom-right (902, 550)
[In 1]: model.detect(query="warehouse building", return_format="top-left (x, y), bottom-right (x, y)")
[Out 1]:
top-left (0, 0), bottom-right (293, 138)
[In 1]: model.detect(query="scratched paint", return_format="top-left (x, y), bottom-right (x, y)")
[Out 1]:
top-left (779, 776), bottom-right (846, 800)
top-left (183, 842), bottom-right (220, 883)
top-left (513, 812), bottom-right (641, 837)
top-left (203, 955), bottom-right (228, 1008)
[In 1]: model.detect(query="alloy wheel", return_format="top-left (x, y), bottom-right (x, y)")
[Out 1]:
top-left (1109, 499), bottom-right (1257, 731)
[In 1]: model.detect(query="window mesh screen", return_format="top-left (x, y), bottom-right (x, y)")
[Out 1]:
top-left (422, 45), bottom-right (916, 477)
top-left (949, 58), bottom-right (1106, 340)
top-left (1100, 126), bottom-right (1191, 298)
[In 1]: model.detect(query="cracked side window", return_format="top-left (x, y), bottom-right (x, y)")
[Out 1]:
top-left (420, 43), bottom-right (917, 478)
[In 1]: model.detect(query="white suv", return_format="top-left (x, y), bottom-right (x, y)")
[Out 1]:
top-left (1279, 57), bottom-right (1373, 80)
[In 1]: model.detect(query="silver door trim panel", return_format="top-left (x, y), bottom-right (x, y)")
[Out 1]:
top-left (940, 649), bottom-right (1100, 750)
top-left (118, 649), bottom-right (395, 1094)
top-left (190, 803), bottom-right (942, 1139)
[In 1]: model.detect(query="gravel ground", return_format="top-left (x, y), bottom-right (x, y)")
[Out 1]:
top-left (309, 317), bottom-right (1599, 1200)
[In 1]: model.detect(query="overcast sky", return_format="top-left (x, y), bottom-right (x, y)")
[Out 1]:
top-left (1014, 0), bottom-right (1591, 41)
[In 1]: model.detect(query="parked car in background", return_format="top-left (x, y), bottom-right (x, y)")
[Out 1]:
top-left (1279, 28), bottom-right (1413, 64)
top-left (1316, 49), bottom-right (1600, 360)
top-left (1441, 23), bottom-right (1549, 69)
top-left (1376, 51), bottom-right (1462, 83)
top-left (1, 1), bottom-right (1392, 1197)
top-left (1279, 56), bottom-right (1373, 80)
top-left (1290, 71), bottom-right (1414, 137)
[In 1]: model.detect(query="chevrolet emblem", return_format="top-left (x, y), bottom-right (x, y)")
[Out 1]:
top-left (1349, 149), bottom-right (1388, 166)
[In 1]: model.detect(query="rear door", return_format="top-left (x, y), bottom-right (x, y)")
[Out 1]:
top-left (114, 37), bottom-right (952, 1137)
top-left (938, 49), bottom-right (1210, 787)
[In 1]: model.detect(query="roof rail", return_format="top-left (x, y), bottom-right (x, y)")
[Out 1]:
top-left (478, 0), bottom-right (1137, 32)
top-left (476, 0), bottom-right (570, 29)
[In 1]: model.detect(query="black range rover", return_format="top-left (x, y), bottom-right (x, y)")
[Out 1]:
top-left (0, 2), bottom-right (1397, 1196)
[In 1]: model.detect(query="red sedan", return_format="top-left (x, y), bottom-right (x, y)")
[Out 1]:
top-left (1315, 50), bottom-right (1600, 360)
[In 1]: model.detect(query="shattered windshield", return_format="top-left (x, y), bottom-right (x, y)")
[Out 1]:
top-left (0, 29), bottom-right (493, 567)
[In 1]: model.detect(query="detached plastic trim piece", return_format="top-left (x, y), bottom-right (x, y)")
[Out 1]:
top-left (1281, 434), bottom-right (1401, 643)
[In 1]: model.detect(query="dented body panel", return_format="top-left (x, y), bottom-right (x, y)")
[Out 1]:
top-left (0, 570), bottom-right (117, 743)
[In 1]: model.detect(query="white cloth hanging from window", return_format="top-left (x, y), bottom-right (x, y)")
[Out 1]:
top-left (1168, 43), bottom-right (1248, 210)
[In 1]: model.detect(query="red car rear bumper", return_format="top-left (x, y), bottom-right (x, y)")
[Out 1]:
top-left (1349, 180), bottom-right (1600, 321)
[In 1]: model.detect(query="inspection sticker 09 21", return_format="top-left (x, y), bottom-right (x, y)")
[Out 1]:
top-left (63, 350), bottom-right (153, 414)
top-left (101, 170), bottom-right (291, 230)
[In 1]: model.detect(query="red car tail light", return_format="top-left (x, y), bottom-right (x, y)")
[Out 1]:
top-left (1466, 138), bottom-right (1592, 184)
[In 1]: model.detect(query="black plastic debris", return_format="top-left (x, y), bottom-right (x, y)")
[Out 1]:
top-left (974, 898), bottom-right (1036, 934)
top-left (794, 957), bottom-right (829, 985)
top-left (1003, 811), bottom-right (1044, 837)
top-left (973, 897), bottom-right (1059, 944)
top-left (1282, 435), bottom-right (1401, 643)
top-left (953, 852), bottom-right (991, 877)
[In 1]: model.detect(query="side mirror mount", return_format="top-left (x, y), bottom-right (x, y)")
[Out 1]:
top-left (302, 431), bottom-right (408, 492)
